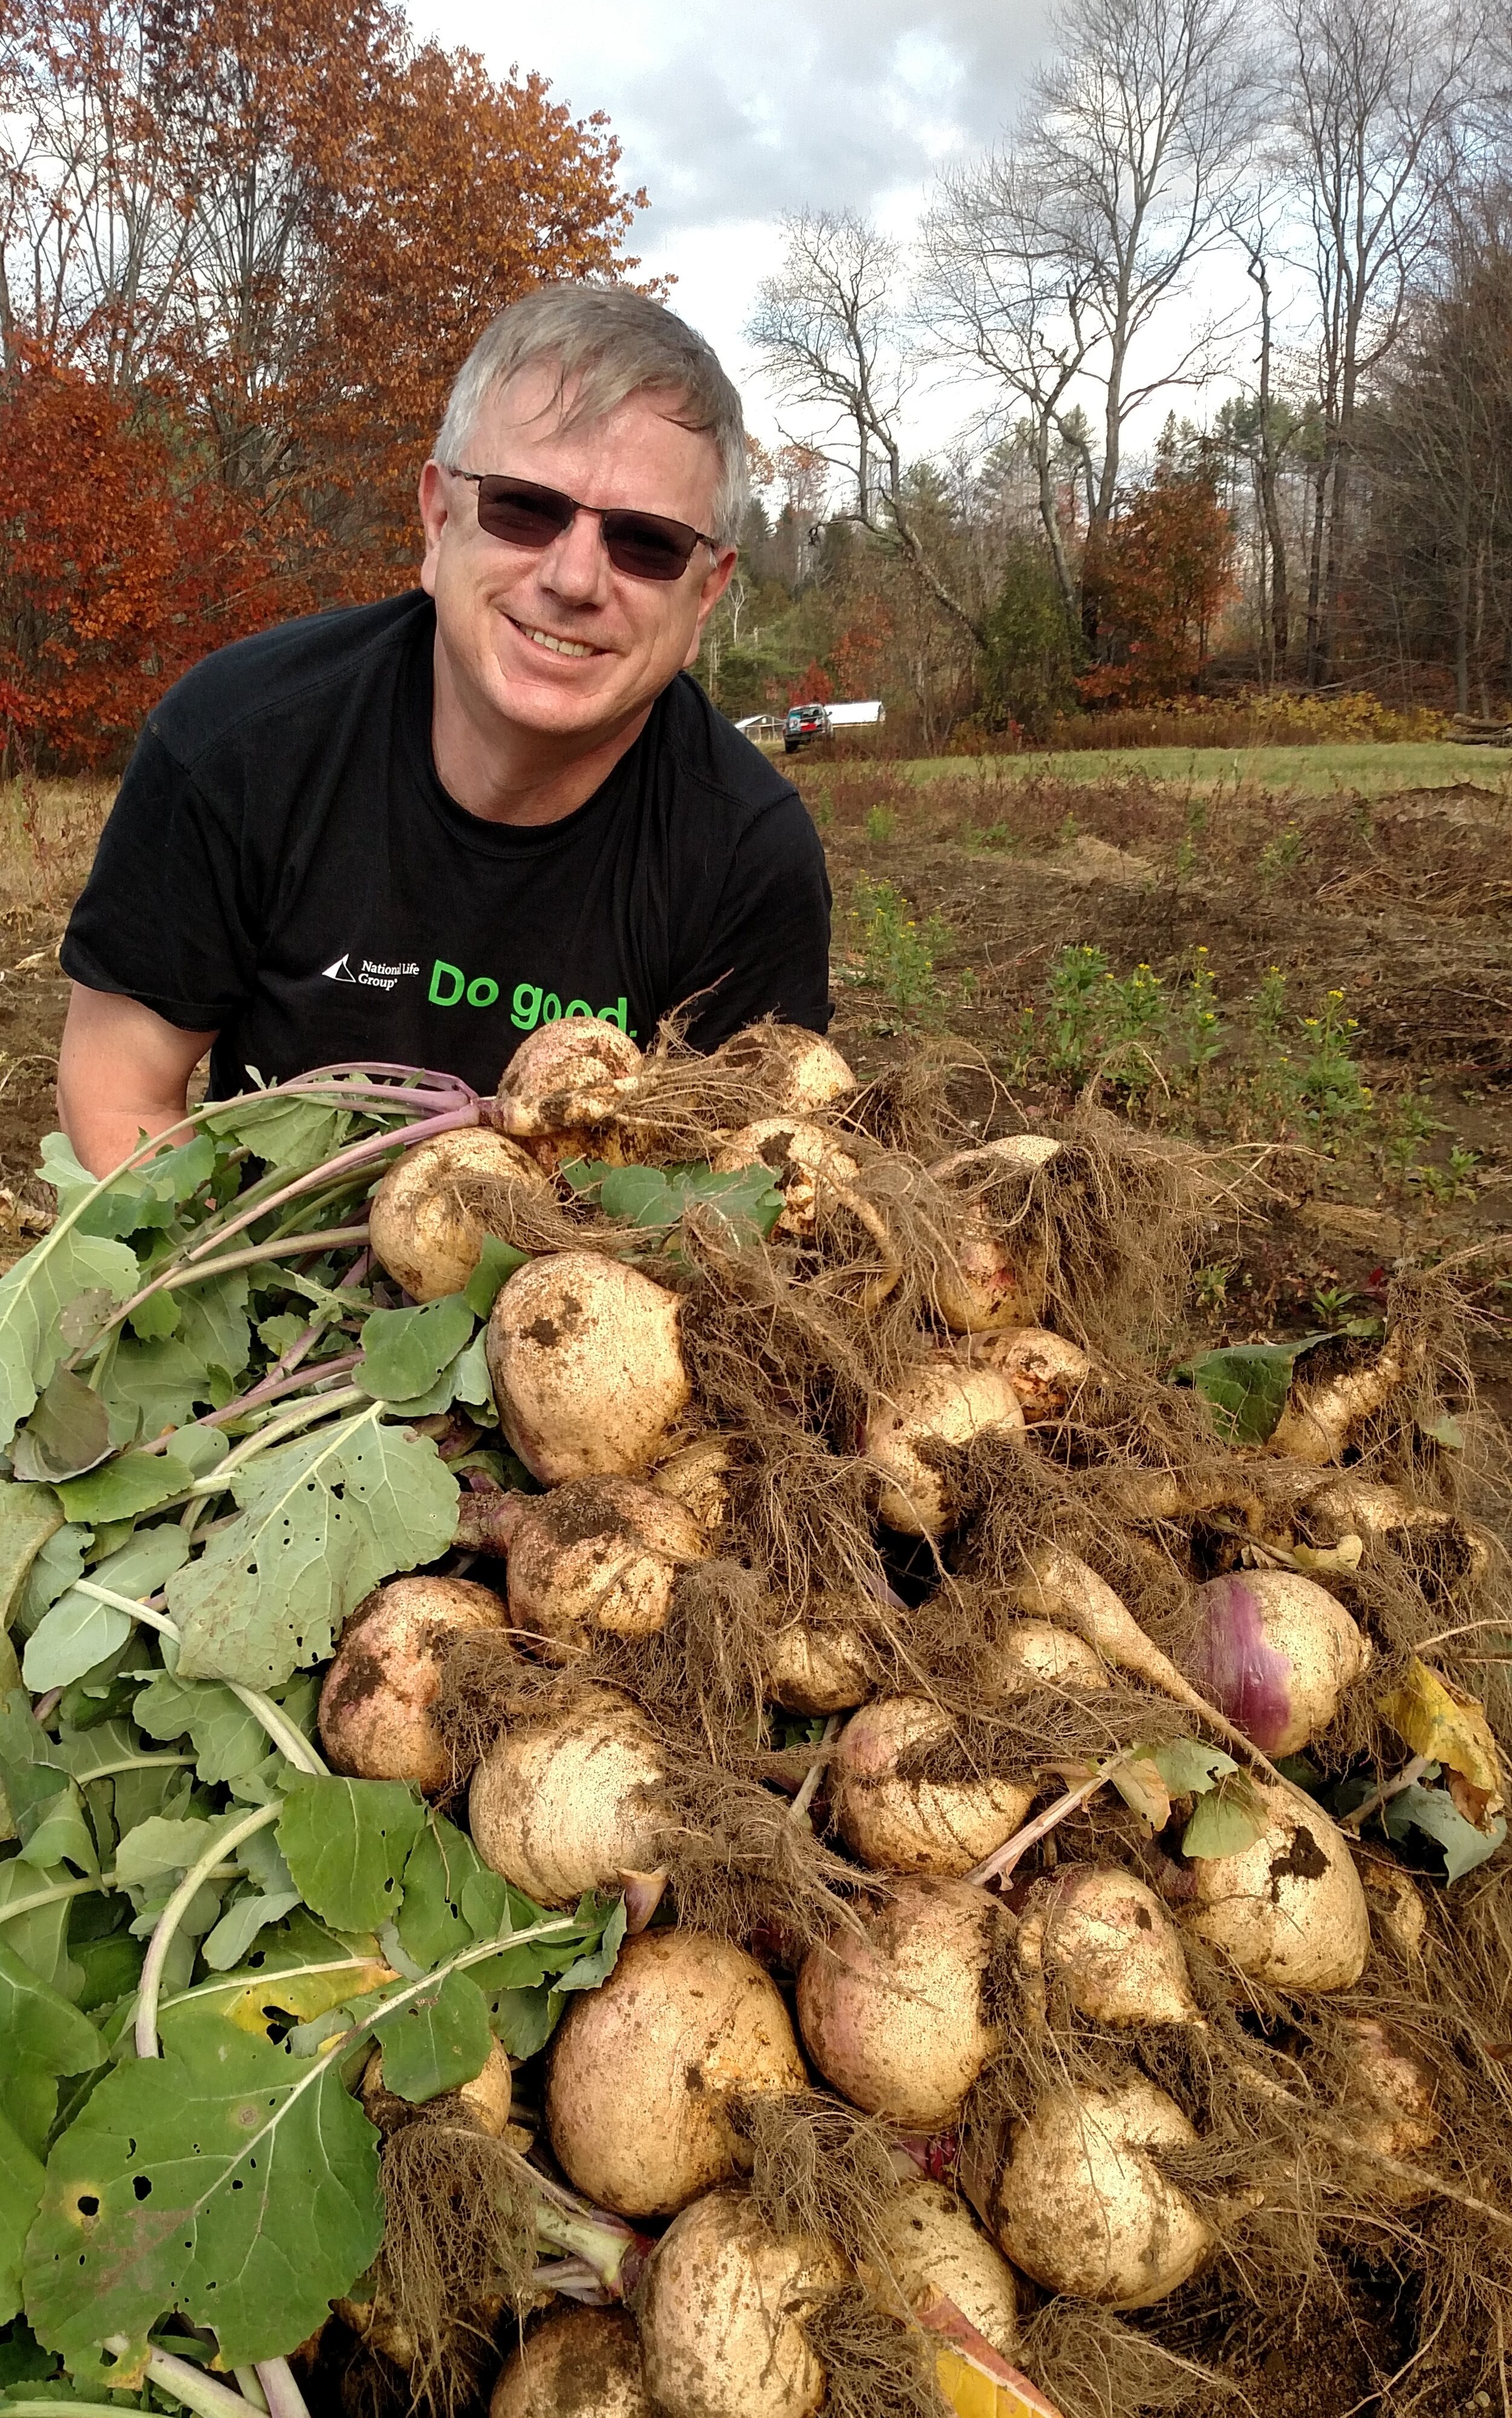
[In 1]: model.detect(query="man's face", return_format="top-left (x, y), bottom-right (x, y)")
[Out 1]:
top-left (419, 367), bottom-right (736, 749)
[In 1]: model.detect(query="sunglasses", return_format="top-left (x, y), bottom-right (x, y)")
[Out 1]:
top-left (447, 469), bottom-right (719, 582)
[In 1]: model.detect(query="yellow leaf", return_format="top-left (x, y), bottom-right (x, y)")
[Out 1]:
top-left (1109, 1755), bottom-right (1171, 1833)
top-left (935, 2345), bottom-right (1064, 2418)
top-left (1379, 1659), bottom-right (1503, 1812)
top-left (919, 2296), bottom-right (1065, 2418)
top-left (209, 1958), bottom-right (396, 2038)
top-left (1292, 1534), bottom-right (1364, 1577)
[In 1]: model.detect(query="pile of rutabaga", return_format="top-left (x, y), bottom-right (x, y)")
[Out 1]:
top-left (0, 1018), bottom-right (1507, 2418)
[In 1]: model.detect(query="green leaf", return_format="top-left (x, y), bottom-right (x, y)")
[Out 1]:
top-left (171, 1275), bottom-right (252, 1400)
top-left (0, 1183), bottom-right (141, 1453)
top-left (553, 1895), bottom-right (627, 1995)
top-left (160, 1427), bottom-right (230, 1481)
top-left (203, 1095), bottom-right (355, 1179)
top-left (168, 1404), bottom-right (458, 1687)
top-left (22, 1603), bottom-right (132, 1698)
top-left (463, 1237), bottom-right (530, 1318)
top-left (1383, 1782), bottom-right (1508, 1882)
top-left (576, 1159), bottom-right (786, 1239)
top-left (0, 1942), bottom-right (105, 2158)
top-left (97, 1338), bottom-right (225, 1437)
top-left (376, 1968), bottom-right (492, 2104)
top-left (1152, 1738), bottom-right (1238, 1796)
top-left (198, 1891), bottom-right (304, 1972)
top-left (56, 1453), bottom-right (197, 1528)
top-left (11, 1376), bottom-right (113, 1489)
top-left (357, 1298), bottom-right (475, 1403)
top-left (125, 1291), bottom-right (180, 1343)
top-left (42, 1133), bottom-right (215, 1242)
top-left (489, 1987), bottom-right (562, 2060)
top-left (113, 1812), bottom-right (246, 1903)
top-left (14, 1531), bottom-right (88, 1643)
top-left (448, 1335), bottom-right (497, 1421)
top-left (15, 1785), bottom-right (97, 1879)
top-left (0, 2108), bottom-right (44, 2324)
top-left (22, 2009), bottom-right (383, 2376)
top-left (1182, 1773), bottom-right (1270, 1858)
top-left (0, 1860), bottom-right (82, 2000)
top-left (0, 1490), bottom-right (64, 1634)
top-left (134, 1676), bottom-right (268, 1787)
top-left (276, 1776), bottom-right (425, 1933)
top-left (1171, 1334), bottom-right (1332, 1447)
top-left (25, 1528), bottom-right (190, 1695)
top-left (395, 1818), bottom-right (487, 1970)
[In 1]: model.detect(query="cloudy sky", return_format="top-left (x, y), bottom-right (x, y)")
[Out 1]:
top-left (408, 0), bottom-right (1061, 450)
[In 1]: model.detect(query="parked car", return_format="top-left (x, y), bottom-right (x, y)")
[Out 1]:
top-left (783, 699), bottom-right (885, 754)
top-left (784, 701), bottom-right (830, 752)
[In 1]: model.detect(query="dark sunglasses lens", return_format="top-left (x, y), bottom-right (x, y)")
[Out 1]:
top-left (474, 478), bottom-right (575, 547)
top-left (601, 512), bottom-right (699, 581)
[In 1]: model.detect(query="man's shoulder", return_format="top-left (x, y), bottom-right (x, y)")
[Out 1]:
top-left (146, 593), bottom-right (431, 771)
top-left (654, 674), bottom-right (804, 828)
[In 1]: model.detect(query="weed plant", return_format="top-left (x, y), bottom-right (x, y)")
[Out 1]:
top-left (999, 945), bottom-right (1443, 1170)
top-left (843, 879), bottom-right (953, 1018)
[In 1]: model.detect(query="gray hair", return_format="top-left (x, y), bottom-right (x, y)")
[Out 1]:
top-left (435, 285), bottom-right (749, 547)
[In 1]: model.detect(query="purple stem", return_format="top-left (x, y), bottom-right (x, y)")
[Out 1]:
top-left (254, 2359), bottom-right (313, 2418)
top-left (177, 1102), bottom-right (479, 1268)
top-left (204, 1353), bottom-right (363, 1423)
top-left (532, 2258), bottom-right (611, 2305)
top-left (294, 1061), bottom-right (481, 1093)
top-left (32, 1686), bottom-right (62, 1724)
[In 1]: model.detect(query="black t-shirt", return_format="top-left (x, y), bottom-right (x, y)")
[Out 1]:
top-left (62, 591), bottom-right (832, 1098)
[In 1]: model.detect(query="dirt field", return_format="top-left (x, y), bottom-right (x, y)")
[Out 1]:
top-left (2, 755), bottom-right (1510, 2413)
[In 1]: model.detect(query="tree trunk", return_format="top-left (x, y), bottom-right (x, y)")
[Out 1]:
top-left (1305, 452), bottom-right (1329, 686)
top-left (1454, 505), bottom-right (1471, 714)
top-left (1034, 416), bottom-right (1079, 629)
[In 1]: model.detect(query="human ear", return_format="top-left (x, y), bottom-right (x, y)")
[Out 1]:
top-left (682, 547), bottom-right (738, 668)
top-left (418, 460), bottom-right (451, 596)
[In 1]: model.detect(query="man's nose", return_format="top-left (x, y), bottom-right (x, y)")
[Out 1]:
top-left (539, 507), bottom-right (612, 605)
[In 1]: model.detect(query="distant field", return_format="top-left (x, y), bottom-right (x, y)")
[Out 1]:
top-left (795, 740), bottom-right (1509, 795)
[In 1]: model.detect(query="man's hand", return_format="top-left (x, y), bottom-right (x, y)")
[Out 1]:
top-left (57, 985), bottom-right (218, 1178)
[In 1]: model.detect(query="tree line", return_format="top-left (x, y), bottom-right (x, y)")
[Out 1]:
top-left (719, 0), bottom-right (1512, 741)
top-left (0, 0), bottom-right (644, 767)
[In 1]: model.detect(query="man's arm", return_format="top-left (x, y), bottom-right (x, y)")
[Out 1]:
top-left (57, 985), bottom-right (218, 1178)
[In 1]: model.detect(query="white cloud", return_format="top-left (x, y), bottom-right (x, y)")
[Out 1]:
top-left (407, 0), bottom-right (1059, 450)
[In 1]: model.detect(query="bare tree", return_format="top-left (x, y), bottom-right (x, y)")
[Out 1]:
top-left (1226, 197), bottom-right (1292, 673)
top-left (919, 154), bottom-right (1095, 621)
top-left (746, 209), bottom-right (988, 645)
top-left (1277, 0), bottom-right (1479, 683)
top-left (1031, 0), bottom-right (1258, 526)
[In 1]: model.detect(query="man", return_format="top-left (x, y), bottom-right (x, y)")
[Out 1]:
top-left (57, 287), bottom-right (833, 1175)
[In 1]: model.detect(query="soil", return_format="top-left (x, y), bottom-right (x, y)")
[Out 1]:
top-left (802, 767), bottom-right (1511, 1427)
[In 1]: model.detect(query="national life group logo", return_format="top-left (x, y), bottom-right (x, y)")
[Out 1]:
top-left (319, 952), bottom-right (419, 993)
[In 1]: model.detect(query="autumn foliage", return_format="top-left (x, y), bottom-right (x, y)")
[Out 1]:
top-left (1080, 461), bottom-right (1236, 706)
top-left (0, 0), bottom-right (648, 769)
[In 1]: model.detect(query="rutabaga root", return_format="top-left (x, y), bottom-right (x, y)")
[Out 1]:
top-left (798, 2286), bottom-right (939, 2418)
top-left (1014, 2299), bottom-right (1216, 2418)
top-left (728, 2087), bottom-right (906, 2272)
top-left (371, 2118), bottom-right (540, 2417)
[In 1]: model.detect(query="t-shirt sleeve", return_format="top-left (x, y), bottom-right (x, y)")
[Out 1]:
top-left (60, 726), bottom-right (259, 1032)
top-left (674, 790), bottom-right (833, 1051)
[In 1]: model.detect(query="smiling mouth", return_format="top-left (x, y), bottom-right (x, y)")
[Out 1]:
top-left (509, 615), bottom-right (602, 660)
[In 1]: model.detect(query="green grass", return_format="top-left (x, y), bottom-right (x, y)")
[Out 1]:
top-left (867, 742), bottom-right (1508, 797)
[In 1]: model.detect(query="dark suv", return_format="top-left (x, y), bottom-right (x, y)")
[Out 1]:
top-left (784, 702), bottom-right (830, 753)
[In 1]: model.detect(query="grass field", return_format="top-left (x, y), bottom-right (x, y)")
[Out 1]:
top-left (809, 739), bottom-right (1510, 795)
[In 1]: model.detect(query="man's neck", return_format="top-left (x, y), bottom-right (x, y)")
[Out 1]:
top-left (430, 634), bottom-right (655, 827)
